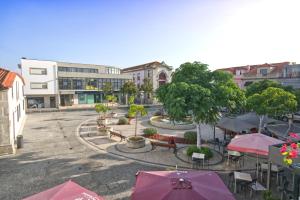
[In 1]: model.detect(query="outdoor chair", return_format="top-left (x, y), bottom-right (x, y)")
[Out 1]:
top-left (278, 178), bottom-right (293, 200)
top-left (227, 172), bottom-right (234, 189)
top-left (230, 155), bottom-right (244, 168)
top-left (248, 179), bottom-right (266, 198)
top-left (214, 138), bottom-right (221, 151)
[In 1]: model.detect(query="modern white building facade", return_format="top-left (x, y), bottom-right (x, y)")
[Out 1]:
top-left (0, 68), bottom-right (26, 155)
top-left (20, 58), bottom-right (131, 108)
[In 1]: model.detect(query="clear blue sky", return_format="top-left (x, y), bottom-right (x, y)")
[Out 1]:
top-left (1, 0), bottom-right (300, 71)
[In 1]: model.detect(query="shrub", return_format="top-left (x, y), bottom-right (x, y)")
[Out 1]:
top-left (143, 128), bottom-right (157, 136)
top-left (118, 117), bottom-right (128, 125)
top-left (125, 113), bottom-right (135, 118)
top-left (184, 131), bottom-right (197, 144)
top-left (186, 145), bottom-right (213, 159)
top-left (153, 110), bottom-right (162, 116)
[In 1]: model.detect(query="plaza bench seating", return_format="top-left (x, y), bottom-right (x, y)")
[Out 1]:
top-left (150, 141), bottom-right (177, 153)
top-left (109, 131), bottom-right (126, 141)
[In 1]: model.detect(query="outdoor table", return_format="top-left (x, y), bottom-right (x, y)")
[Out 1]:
top-left (234, 171), bottom-right (252, 193)
top-left (192, 152), bottom-right (205, 168)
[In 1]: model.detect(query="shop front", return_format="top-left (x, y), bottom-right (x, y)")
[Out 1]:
top-left (76, 91), bottom-right (104, 104)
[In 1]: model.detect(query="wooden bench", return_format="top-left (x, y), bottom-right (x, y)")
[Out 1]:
top-left (150, 141), bottom-right (177, 153)
top-left (109, 131), bottom-right (126, 141)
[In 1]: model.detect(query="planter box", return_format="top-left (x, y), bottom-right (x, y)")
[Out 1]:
top-left (126, 136), bottom-right (146, 149)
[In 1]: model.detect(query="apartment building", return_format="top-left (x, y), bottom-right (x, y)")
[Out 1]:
top-left (121, 61), bottom-right (173, 92)
top-left (219, 62), bottom-right (300, 89)
top-left (20, 58), bottom-right (131, 108)
top-left (0, 68), bottom-right (26, 155)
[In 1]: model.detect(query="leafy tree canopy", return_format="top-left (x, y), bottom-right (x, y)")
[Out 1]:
top-left (247, 87), bottom-right (297, 117)
top-left (121, 81), bottom-right (138, 96)
top-left (103, 82), bottom-right (113, 95)
top-left (140, 78), bottom-right (153, 94)
top-left (95, 103), bottom-right (110, 114)
top-left (105, 95), bottom-right (117, 102)
top-left (245, 80), bottom-right (294, 97)
top-left (158, 62), bottom-right (246, 124)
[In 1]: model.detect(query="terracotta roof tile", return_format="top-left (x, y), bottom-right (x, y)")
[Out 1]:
top-left (122, 61), bottom-right (172, 72)
top-left (0, 67), bottom-right (24, 89)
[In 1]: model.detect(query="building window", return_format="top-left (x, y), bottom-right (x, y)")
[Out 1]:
top-left (260, 69), bottom-right (268, 76)
top-left (16, 82), bottom-right (19, 100)
top-left (29, 68), bottom-right (47, 75)
top-left (137, 73), bottom-right (140, 81)
top-left (27, 97), bottom-right (45, 108)
top-left (147, 70), bottom-right (151, 78)
top-left (30, 82), bottom-right (48, 89)
top-left (12, 84), bottom-right (14, 98)
top-left (58, 67), bottom-right (98, 73)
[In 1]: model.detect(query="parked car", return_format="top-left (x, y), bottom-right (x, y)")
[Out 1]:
top-left (281, 111), bottom-right (300, 122)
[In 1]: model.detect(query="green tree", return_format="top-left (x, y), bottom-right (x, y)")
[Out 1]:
top-left (128, 104), bottom-right (147, 137)
top-left (245, 80), bottom-right (294, 97)
top-left (157, 62), bottom-right (245, 147)
top-left (106, 95), bottom-right (117, 103)
top-left (103, 82), bottom-right (113, 96)
top-left (95, 103), bottom-right (110, 118)
top-left (140, 78), bottom-right (153, 103)
top-left (121, 81), bottom-right (138, 104)
top-left (247, 87), bottom-right (297, 132)
top-left (294, 89), bottom-right (300, 110)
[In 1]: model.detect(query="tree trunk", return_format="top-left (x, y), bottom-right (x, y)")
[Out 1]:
top-left (258, 115), bottom-right (265, 133)
top-left (196, 123), bottom-right (202, 147)
top-left (125, 94), bottom-right (128, 105)
top-left (135, 115), bottom-right (138, 137)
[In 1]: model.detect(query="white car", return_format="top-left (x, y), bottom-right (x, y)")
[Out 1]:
top-left (282, 111), bottom-right (300, 122)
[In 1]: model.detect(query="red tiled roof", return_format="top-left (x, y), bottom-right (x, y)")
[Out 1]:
top-left (244, 62), bottom-right (290, 76)
top-left (0, 67), bottom-right (24, 89)
top-left (122, 61), bottom-right (172, 72)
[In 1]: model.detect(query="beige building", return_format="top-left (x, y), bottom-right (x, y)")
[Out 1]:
top-left (122, 61), bottom-right (173, 91)
top-left (218, 62), bottom-right (300, 89)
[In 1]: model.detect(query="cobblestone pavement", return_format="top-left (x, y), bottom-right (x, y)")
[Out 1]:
top-left (0, 109), bottom-right (275, 200)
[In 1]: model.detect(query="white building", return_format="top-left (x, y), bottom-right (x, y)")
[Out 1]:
top-left (20, 58), bottom-right (58, 108)
top-left (20, 58), bottom-right (131, 108)
top-left (0, 67), bottom-right (26, 155)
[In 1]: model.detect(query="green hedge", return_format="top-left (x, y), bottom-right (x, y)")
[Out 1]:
top-left (186, 145), bottom-right (213, 159)
top-left (184, 131), bottom-right (197, 144)
top-left (143, 128), bottom-right (157, 136)
top-left (118, 117), bottom-right (128, 125)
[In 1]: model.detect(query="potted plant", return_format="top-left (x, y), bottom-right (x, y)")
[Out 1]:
top-left (126, 104), bottom-right (147, 148)
top-left (95, 103), bottom-right (110, 126)
top-left (106, 95), bottom-right (118, 118)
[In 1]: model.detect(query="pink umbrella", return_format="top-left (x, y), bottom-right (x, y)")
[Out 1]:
top-left (23, 180), bottom-right (104, 200)
top-left (227, 133), bottom-right (283, 156)
top-left (132, 171), bottom-right (235, 200)
top-left (227, 133), bottom-right (283, 177)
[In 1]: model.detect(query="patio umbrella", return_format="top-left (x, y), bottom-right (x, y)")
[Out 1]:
top-left (227, 133), bottom-right (283, 177)
top-left (132, 171), bottom-right (235, 200)
top-left (217, 117), bottom-right (255, 133)
top-left (23, 180), bottom-right (104, 200)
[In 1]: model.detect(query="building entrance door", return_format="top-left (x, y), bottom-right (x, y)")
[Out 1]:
top-left (50, 97), bottom-right (56, 108)
top-left (87, 94), bottom-right (94, 104)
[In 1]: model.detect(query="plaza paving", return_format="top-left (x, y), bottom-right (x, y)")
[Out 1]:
top-left (0, 109), bottom-right (278, 200)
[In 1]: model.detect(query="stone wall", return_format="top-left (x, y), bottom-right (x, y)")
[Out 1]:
top-left (0, 90), bottom-right (11, 155)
